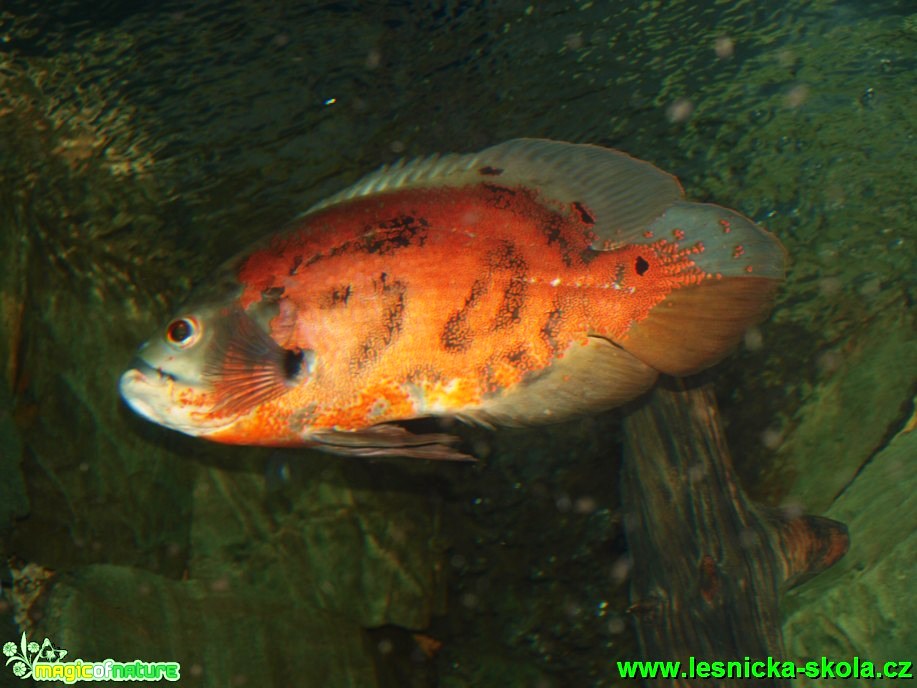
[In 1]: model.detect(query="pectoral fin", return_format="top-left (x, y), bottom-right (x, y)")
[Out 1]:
top-left (309, 424), bottom-right (475, 461)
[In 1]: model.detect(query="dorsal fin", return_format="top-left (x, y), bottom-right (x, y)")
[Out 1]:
top-left (305, 138), bottom-right (685, 246)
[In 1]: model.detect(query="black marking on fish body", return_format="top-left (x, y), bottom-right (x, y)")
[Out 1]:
top-left (350, 280), bottom-right (406, 374)
top-left (320, 284), bottom-right (353, 309)
top-left (479, 166), bottom-right (504, 176)
top-left (306, 216), bottom-right (429, 271)
top-left (482, 184), bottom-right (518, 210)
top-left (334, 284), bottom-right (352, 305)
top-left (441, 313), bottom-right (472, 353)
top-left (579, 247), bottom-right (599, 265)
top-left (487, 240), bottom-right (526, 272)
top-left (493, 277), bottom-right (526, 330)
top-left (488, 241), bottom-right (528, 330)
top-left (541, 215), bottom-right (577, 267)
top-left (635, 256), bottom-right (649, 276)
top-left (441, 278), bottom-right (488, 353)
top-left (290, 255), bottom-right (304, 276)
top-left (356, 215), bottom-right (429, 255)
top-left (505, 344), bottom-right (532, 366)
top-left (540, 303), bottom-right (565, 354)
top-left (573, 201), bottom-right (595, 225)
top-left (381, 282), bottom-right (406, 341)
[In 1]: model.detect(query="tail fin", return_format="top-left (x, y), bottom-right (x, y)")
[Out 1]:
top-left (615, 202), bottom-right (785, 376)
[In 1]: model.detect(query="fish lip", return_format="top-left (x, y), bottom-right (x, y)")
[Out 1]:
top-left (119, 357), bottom-right (235, 437)
top-left (125, 357), bottom-right (176, 384)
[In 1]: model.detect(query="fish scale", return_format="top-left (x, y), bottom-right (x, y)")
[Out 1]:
top-left (120, 139), bottom-right (785, 459)
top-left (228, 184), bottom-right (708, 432)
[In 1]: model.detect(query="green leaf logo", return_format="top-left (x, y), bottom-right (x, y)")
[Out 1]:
top-left (4, 633), bottom-right (67, 680)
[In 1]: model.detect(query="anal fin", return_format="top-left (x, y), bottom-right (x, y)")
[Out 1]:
top-left (471, 336), bottom-right (659, 426)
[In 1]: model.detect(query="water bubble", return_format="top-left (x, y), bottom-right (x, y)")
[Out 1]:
top-left (744, 326), bottom-right (764, 352)
top-left (461, 592), bottom-right (479, 608)
top-left (715, 36), bottom-right (735, 59)
top-left (666, 98), bottom-right (694, 123)
top-left (785, 84), bottom-right (810, 108)
top-left (607, 615), bottom-right (627, 634)
top-left (611, 555), bottom-right (632, 584)
top-left (760, 426), bottom-right (784, 450)
top-left (564, 33), bottom-right (584, 50)
top-left (688, 464), bottom-right (707, 483)
top-left (818, 277), bottom-right (843, 296)
top-left (365, 49), bottom-right (381, 70)
top-left (210, 577), bottom-right (231, 593)
top-left (739, 528), bottom-right (760, 548)
top-left (779, 502), bottom-right (806, 520)
top-left (858, 277), bottom-right (882, 297)
top-left (816, 350), bottom-right (843, 375)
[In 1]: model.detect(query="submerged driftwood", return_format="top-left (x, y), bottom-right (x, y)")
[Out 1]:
top-left (621, 378), bottom-right (849, 687)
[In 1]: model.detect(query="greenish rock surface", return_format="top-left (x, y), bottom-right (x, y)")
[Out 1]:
top-left (37, 564), bottom-right (377, 688)
top-left (189, 457), bottom-right (446, 629)
top-left (777, 307), bottom-right (917, 513)
top-left (783, 426), bottom-right (917, 686)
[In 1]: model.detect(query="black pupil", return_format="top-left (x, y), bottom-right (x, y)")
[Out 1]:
top-left (168, 319), bottom-right (193, 343)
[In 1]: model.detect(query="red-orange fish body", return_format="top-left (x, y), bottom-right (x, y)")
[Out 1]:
top-left (120, 139), bottom-right (784, 459)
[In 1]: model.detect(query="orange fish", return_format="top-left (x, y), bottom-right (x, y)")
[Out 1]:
top-left (120, 139), bottom-right (784, 459)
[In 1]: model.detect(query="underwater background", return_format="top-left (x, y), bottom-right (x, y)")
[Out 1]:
top-left (0, 0), bottom-right (914, 686)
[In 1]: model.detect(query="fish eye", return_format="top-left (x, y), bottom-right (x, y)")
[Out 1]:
top-left (166, 317), bottom-right (201, 348)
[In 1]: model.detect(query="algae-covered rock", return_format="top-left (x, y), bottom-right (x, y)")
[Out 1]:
top-left (34, 564), bottom-right (377, 688)
top-left (783, 426), bottom-right (917, 687)
top-left (0, 392), bottom-right (29, 534)
top-left (777, 306), bottom-right (917, 513)
top-left (189, 456), bottom-right (446, 630)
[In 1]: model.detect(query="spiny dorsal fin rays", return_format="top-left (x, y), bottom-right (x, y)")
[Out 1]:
top-left (304, 139), bottom-right (685, 246)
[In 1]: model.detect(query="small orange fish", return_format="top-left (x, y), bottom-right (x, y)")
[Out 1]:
top-left (120, 139), bottom-right (784, 459)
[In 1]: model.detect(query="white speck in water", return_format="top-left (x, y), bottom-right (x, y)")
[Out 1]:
top-left (667, 98), bottom-right (694, 122)
top-left (715, 36), bottom-right (735, 59)
top-left (744, 326), bottom-right (764, 351)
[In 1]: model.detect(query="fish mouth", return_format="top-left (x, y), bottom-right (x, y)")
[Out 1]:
top-left (119, 358), bottom-right (172, 424)
top-left (119, 357), bottom-right (233, 437)
top-left (125, 357), bottom-right (176, 384)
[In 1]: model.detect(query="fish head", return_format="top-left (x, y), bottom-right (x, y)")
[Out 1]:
top-left (120, 297), bottom-right (241, 436)
top-left (119, 278), bottom-right (308, 441)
